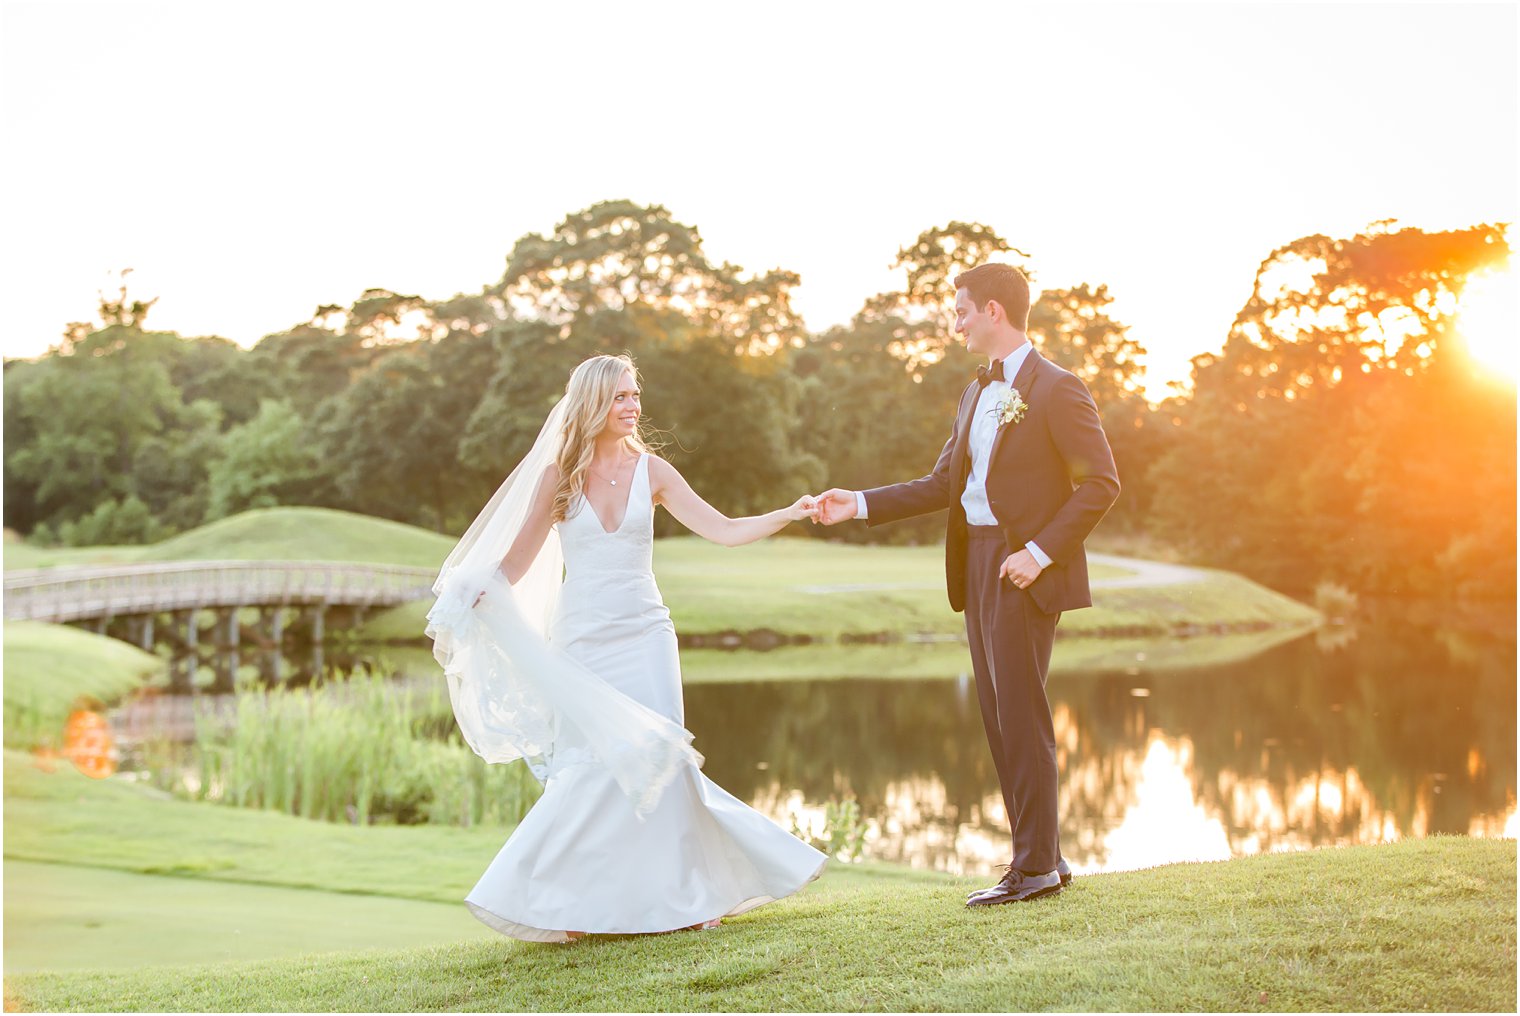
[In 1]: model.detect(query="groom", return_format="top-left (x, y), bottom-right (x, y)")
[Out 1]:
top-left (816, 263), bottom-right (1119, 906)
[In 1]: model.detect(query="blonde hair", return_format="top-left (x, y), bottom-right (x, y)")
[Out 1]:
top-left (552, 354), bottom-right (652, 523)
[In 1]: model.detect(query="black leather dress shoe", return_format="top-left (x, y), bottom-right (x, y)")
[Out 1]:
top-left (965, 868), bottom-right (1062, 906)
top-left (967, 858), bottom-right (1072, 900)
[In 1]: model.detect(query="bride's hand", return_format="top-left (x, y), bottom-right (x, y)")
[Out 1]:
top-left (786, 494), bottom-right (820, 522)
top-left (472, 567), bottom-right (510, 608)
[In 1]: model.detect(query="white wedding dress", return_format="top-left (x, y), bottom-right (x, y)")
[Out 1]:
top-left (464, 454), bottom-right (827, 942)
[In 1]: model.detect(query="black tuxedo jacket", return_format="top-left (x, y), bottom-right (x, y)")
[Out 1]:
top-left (862, 348), bottom-right (1120, 615)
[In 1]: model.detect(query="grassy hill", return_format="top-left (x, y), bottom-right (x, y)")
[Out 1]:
top-left (4, 508), bottom-right (1320, 643)
top-left (361, 535), bottom-right (1321, 644)
top-left (3, 621), bottom-right (166, 750)
top-left (3, 507), bottom-right (456, 571)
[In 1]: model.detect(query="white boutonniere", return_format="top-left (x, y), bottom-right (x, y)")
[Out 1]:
top-left (989, 387), bottom-right (1028, 428)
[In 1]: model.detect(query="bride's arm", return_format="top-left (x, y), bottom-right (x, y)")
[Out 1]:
top-left (497, 464), bottom-right (559, 584)
top-left (648, 457), bottom-right (815, 548)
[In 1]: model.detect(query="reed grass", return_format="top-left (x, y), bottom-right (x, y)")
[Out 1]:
top-left (149, 672), bottom-right (540, 828)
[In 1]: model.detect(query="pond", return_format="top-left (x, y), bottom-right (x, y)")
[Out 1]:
top-left (115, 622), bottom-right (1516, 878)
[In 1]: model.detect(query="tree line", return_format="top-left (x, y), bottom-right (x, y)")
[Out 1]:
top-left (3, 200), bottom-right (1512, 602)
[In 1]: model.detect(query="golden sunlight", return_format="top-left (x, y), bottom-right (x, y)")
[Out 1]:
top-left (1455, 265), bottom-right (1518, 382)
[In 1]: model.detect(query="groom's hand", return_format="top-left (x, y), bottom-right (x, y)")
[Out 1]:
top-left (999, 549), bottom-right (1045, 590)
top-left (814, 488), bottom-right (858, 526)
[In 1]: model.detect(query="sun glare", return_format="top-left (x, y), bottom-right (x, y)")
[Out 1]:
top-left (1456, 265), bottom-right (1519, 382)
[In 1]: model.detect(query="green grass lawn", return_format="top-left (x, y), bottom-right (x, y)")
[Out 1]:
top-left (3, 507), bottom-right (456, 571)
top-left (361, 535), bottom-right (1320, 644)
top-left (2, 748), bottom-right (925, 904)
top-left (138, 507), bottom-right (457, 569)
top-left (2, 621), bottom-right (167, 750)
top-left (2, 749), bottom-right (939, 975)
top-left (674, 624), bottom-right (1317, 682)
top-left (6, 833), bottom-right (1512, 1012)
top-left (3, 860), bottom-right (498, 974)
top-left (0, 543), bottom-right (144, 571)
top-left (3, 748), bottom-right (517, 903)
top-left (5, 754), bottom-right (1515, 1011)
top-left (7, 509), bottom-right (1319, 642)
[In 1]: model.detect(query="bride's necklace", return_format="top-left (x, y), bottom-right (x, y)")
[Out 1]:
top-left (588, 456), bottom-right (634, 487)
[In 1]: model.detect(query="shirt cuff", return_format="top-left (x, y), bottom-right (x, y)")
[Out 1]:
top-left (1025, 541), bottom-right (1052, 569)
top-left (854, 491), bottom-right (869, 519)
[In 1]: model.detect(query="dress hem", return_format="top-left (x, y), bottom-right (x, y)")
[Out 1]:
top-left (464, 857), bottom-right (828, 944)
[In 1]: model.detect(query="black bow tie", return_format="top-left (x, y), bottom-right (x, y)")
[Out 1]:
top-left (975, 360), bottom-right (1006, 388)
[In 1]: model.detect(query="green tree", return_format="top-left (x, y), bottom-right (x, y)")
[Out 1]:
top-left (457, 315), bottom-right (605, 486)
top-left (794, 315), bottom-right (967, 544)
top-left (319, 323), bottom-right (507, 530)
top-left (134, 397), bottom-right (224, 531)
top-left (55, 494), bottom-right (167, 546)
top-left (1028, 284), bottom-right (1146, 407)
top-left (1028, 283), bottom-right (1159, 528)
top-left (645, 339), bottom-right (824, 526)
top-left (3, 360), bottom-right (45, 534)
top-left (205, 400), bottom-right (323, 521)
top-left (862, 220), bottom-right (1024, 372)
top-left (496, 199), bottom-right (805, 354)
top-left (1149, 221), bottom-right (1513, 596)
top-left (457, 202), bottom-right (819, 531)
top-left (5, 275), bottom-right (251, 539)
top-left (6, 341), bottom-right (185, 527)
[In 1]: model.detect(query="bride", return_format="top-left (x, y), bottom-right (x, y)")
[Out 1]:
top-left (426, 353), bottom-right (827, 943)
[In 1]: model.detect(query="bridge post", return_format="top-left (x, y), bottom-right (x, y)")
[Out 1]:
top-left (184, 610), bottom-right (200, 689)
top-left (226, 608), bottom-right (240, 649)
top-left (310, 605), bottom-right (327, 680)
top-left (139, 613), bottom-right (154, 650)
top-left (261, 644), bottom-right (283, 686)
top-left (214, 646), bottom-right (239, 693)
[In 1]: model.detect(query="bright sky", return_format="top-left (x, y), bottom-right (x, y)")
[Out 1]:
top-left (2, 1), bottom-right (1515, 397)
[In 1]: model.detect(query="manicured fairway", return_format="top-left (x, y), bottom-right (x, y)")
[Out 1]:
top-left (3, 859), bottom-right (496, 974)
top-left (7, 838), bottom-right (1513, 1012)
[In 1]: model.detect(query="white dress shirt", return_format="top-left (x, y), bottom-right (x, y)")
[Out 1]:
top-left (856, 343), bottom-right (1052, 569)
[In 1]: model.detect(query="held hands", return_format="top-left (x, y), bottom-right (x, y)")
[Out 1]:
top-left (785, 494), bottom-right (821, 522)
top-left (999, 548), bottom-right (1045, 590)
top-left (811, 488), bottom-right (858, 526)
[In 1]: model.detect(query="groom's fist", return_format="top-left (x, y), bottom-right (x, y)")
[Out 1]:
top-left (815, 488), bottom-right (858, 526)
top-left (999, 549), bottom-right (1044, 589)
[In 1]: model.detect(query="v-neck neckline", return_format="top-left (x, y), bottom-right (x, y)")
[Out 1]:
top-left (587, 453), bottom-right (643, 535)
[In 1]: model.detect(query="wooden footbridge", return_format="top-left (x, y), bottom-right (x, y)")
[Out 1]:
top-left (3, 561), bottom-right (438, 686)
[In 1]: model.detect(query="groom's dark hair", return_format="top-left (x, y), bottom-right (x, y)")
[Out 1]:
top-left (955, 263), bottom-right (1031, 331)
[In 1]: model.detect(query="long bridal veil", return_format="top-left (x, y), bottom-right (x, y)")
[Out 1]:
top-left (425, 395), bottom-right (700, 817)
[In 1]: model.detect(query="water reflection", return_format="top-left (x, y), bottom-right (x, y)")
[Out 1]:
top-left (117, 622), bottom-right (1515, 876)
top-left (683, 626), bottom-right (1516, 875)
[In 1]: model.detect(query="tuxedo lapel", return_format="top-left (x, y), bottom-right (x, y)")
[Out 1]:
top-left (948, 381), bottom-right (981, 494)
top-left (989, 347), bottom-right (1042, 468)
top-left (1010, 345), bottom-right (1041, 394)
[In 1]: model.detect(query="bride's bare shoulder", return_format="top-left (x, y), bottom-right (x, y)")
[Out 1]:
top-left (646, 454), bottom-right (681, 500)
top-left (646, 453), bottom-right (679, 478)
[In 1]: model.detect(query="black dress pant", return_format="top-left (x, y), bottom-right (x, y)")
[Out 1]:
top-left (964, 526), bottom-right (1062, 875)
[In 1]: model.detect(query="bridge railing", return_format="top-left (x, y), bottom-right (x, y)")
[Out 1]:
top-left (3, 560), bottom-right (440, 623)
